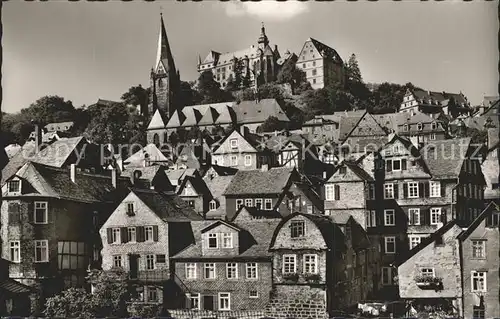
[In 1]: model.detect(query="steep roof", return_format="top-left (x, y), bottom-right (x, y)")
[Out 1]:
top-left (1, 143), bottom-right (37, 185)
top-left (203, 174), bottom-right (234, 199)
top-left (171, 219), bottom-right (280, 259)
top-left (233, 99), bottom-right (289, 124)
top-left (155, 14), bottom-right (176, 73)
top-left (421, 138), bottom-right (471, 179)
top-left (29, 137), bottom-right (85, 167)
top-left (147, 109), bottom-right (167, 130)
top-left (121, 165), bottom-right (166, 183)
top-left (338, 113), bottom-right (365, 142)
top-left (223, 167), bottom-right (296, 196)
top-left (132, 188), bottom-right (202, 222)
top-left (308, 38), bottom-right (343, 64)
top-left (123, 144), bottom-right (170, 168)
top-left (411, 89), bottom-right (469, 107)
top-left (177, 175), bottom-right (213, 200)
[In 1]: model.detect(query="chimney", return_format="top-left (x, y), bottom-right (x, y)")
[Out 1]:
top-left (131, 170), bottom-right (142, 186)
top-left (274, 44), bottom-right (278, 53)
top-left (261, 164), bottom-right (269, 172)
top-left (31, 120), bottom-right (42, 151)
top-left (111, 168), bottom-right (117, 188)
top-left (70, 164), bottom-right (76, 183)
top-left (323, 171), bottom-right (327, 179)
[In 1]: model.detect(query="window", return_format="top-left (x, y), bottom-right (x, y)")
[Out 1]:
top-left (431, 122), bottom-right (437, 130)
top-left (430, 181), bottom-right (441, 197)
top-left (245, 198), bottom-right (253, 207)
top-left (144, 226), bottom-right (153, 242)
top-left (471, 271), bottom-right (487, 292)
top-left (218, 293), bottom-right (231, 310)
top-left (146, 254), bottom-right (155, 270)
top-left (204, 263), bottom-right (216, 279)
top-left (409, 208), bottom-right (420, 225)
top-left (312, 69), bottom-right (317, 76)
top-left (283, 254), bottom-right (296, 274)
top-left (487, 211), bottom-right (500, 227)
top-left (126, 203), bottom-right (135, 216)
top-left (393, 159), bottom-right (402, 171)
top-left (403, 124), bottom-right (409, 132)
top-left (226, 263), bottom-right (238, 279)
top-left (408, 182), bottom-right (419, 198)
top-left (127, 227), bottom-right (136, 243)
top-left (264, 199), bottom-right (273, 210)
top-left (236, 199), bottom-right (243, 210)
top-left (473, 306), bottom-right (485, 319)
top-left (472, 240), bottom-right (486, 259)
top-left (8, 180), bottom-right (20, 194)
top-left (186, 263), bottom-right (197, 279)
top-left (222, 233), bottom-right (233, 248)
top-left (382, 267), bottom-right (394, 285)
top-left (303, 254), bottom-right (318, 274)
top-left (409, 236), bottom-right (423, 249)
top-left (430, 208), bottom-right (442, 225)
top-left (147, 287), bottom-right (158, 302)
top-left (384, 236), bottom-right (396, 254)
top-left (366, 211), bottom-right (376, 227)
top-left (113, 255), bottom-right (122, 267)
top-left (290, 220), bottom-right (305, 238)
top-left (34, 240), bottom-right (49, 262)
top-left (255, 199), bottom-right (263, 209)
top-left (325, 184), bottom-right (335, 200)
top-left (230, 139), bottom-right (238, 149)
top-left (208, 233), bottom-right (218, 249)
top-left (10, 241), bottom-right (20, 263)
top-left (246, 262), bottom-right (258, 279)
top-left (312, 79), bottom-right (317, 84)
top-left (249, 290), bottom-right (258, 298)
top-left (188, 293), bottom-right (200, 309)
top-left (384, 183), bottom-right (394, 199)
top-left (110, 228), bottom-right (121, 244)
top-left (421, 268), bottom-right (435, 277)
top-left (339, 166), bottom-right (347, 174)
top-left (34, 201), bottom-right (48, 224)
top-left (430, 133), bottom-right (436, 140)
top-left (230, 155), bottom-right (238, 166)
top-left (384, 209), bottom-right (395, 226)
top-left (244, 155), bottom-right (252, 166)
top-left (368, 184), bottom-right (375, 200)
top-left (417, 123), bottom-right (423, 131)
top-left (209, 200), bottom-right (217, 211)
top-left (302, 63), bottom-right (306, 68)
top-left (156, 254), bottom-right (166, 264)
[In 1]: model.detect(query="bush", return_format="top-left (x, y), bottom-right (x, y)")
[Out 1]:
top-left (127, 302), bottom-right (163, 318)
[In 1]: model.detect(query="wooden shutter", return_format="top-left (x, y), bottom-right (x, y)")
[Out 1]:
top-left (418, 182), bottom-right (425, 198)
top-left (424, 182), bottom-right (430, 198)
top-left (137, 226), bottom-right (145, 242)
top-left (440, 182), bottom-right (446, 197)
top-left (386, 160), bottom-right (392, 172)
top-left (334, 185), bottom-right (340, 200)
top-left (27, 202), bottom-right (34, 223)
top-left (421, 208), bottom-right (430, 225)
top-left (402, 159), bottom-right (407, 170)
top-left (107, 228), bottom-right (113, 244)
top-left (394, 184), bottom-right (399, 199)
top-left (120, 227), bottom-right (128, 243)
top-left (403, 183), bottom-right (408, 198)
top-left (153, 225), bottom-right (159, 242)
top-left (441, 208), bottom-right (448, 223)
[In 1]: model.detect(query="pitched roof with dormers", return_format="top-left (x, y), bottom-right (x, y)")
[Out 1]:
top-left (233, 99), bottom-right (289, 124)
top-left (420, 138), bottom-right (472, 179)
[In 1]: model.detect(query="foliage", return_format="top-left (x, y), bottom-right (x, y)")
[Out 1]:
top-left (257, 116), bottom-right (286, 133)
top-left (277, 60), bottom-right (309, 94)
top-left (282, 273), bottom-right (299, 281)
top-left (370, 82), bottom-right (407, 114)
top-left (304, 273), bottom-right (321, 282)
top-left (242, 70), bottom-right (252, 88)
top-left (121, 84), bottom-right (150, 115)
top-left (44, 288), bottom-right (95, 319)
top-left (187, 125), bottom-right (201, 140)
top-left (197, 71), bottom-right (233, 104)
top-left (345, 53), bottom-right (362, 83)
top-left (225, 58), bottom-right (244, 92)
top-left (179, 81), bottom-right (202, 106)
top-left (86, 268), bottom-right (130, 318)
top-left (414, 275), bottom-right (442, 284)
top-left (127, 302), bottom-right (163, 318)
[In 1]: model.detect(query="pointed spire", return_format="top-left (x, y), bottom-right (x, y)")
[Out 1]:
top-left (258, 22), bottom-right (269, 48)
top-left (155, 13), bottom-right (176, 73)
top-left (197, 55), bottom-right (202, 66)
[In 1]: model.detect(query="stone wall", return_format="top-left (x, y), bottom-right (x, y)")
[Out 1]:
top-left (265, 285), bottom-right (328, 319)
top-left (165, 309), bottom-right (266, 319)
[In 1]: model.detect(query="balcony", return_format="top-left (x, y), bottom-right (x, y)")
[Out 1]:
top-left (129, 269), bottom-right (170, 283)
top-left (414, 275), bottom-right (443, 290)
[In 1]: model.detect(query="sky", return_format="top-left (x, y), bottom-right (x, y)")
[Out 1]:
top-left (2, 1), bottom-right (498, 114)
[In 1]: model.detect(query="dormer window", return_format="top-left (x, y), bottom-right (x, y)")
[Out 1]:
top-left (126, 203), bottom-right (135, 216)
top-left (7, 180), bottom-right (20, 194)
top-left (431, 122), bottom-right (437, 130)
top-left (290, 220), bottom-right (305, 238)
top-left (209, 200), bottom-right (217, 211)
top-left (222, 233), bottom-right (233, 248)
top-left (208, 233), bottom-right (218, 249)
top-left (417, 123), bottom-right (423, 131)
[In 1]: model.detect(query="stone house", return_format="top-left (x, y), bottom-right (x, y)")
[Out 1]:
top-left (400, 88), bottom-right (471, 118)
top-left (388, 112), bottom-right (448, 145)
top-left (1, 163), bottom-right (130, 312)
top-left (99, 188), bottom-right (203, 305)
top-left (170, 219), bottom-right (279, 311)
top-left (222, 166), bottom-right (300, 221)
top-left (481, 146), bottom-right (499, 204)
top-left (397, 203), bottom-right (500, 318)
top-left (268, 213), bottom-right (359, 317)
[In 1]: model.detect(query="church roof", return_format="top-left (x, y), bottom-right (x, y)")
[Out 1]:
top-left (155, 14), bottom-right (176, 73)
top-left (147, 109), bottom-right (167, 130)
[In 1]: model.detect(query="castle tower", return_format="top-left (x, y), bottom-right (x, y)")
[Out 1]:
top-left (148, 13), bottom-right (180, 119)
top-left (257, 22), bottom-right (269, 50)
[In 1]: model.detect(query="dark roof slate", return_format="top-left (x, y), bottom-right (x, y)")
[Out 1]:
top-left (223, 167), bottom-right (296, 196)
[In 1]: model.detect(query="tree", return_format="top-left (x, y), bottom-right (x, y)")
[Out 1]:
top-left (21, 95), bottom-right (76, 124)
top-left (241, 71), bottom-right (252, 89)
top-left (179, 81), bottom-right (201, 106)
top-left (86, 268), bottom-right (130, 318)
top-left (44, 288), bottom-right (94, 319)
top-left (121, 85), bottom-right (150, 116)
top-left (370, 82), bottom-right (406, 114)
top-left (197, 71), bottom-right (232, 104)
top-left (277, 60), bottom-right (309, 94)
top-left (257, 116), bottom-right (286, 133)
top-left (345, 53), bottom-right (362, 83)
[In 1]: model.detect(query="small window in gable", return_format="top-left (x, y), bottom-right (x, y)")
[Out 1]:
top-left (7, 179), bottom-right (21, 194)
top-left (417, 122), bottom-right (423, 131)
top-left (209, 200), bottom-right (217, 211)
top-left (126, 203), bottom-right (135, 216)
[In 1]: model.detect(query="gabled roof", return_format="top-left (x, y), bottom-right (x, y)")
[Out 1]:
top-left (308, 38), bottom-right (343, 64)
top-left (1, 142), bottom-right (37, 185)
top-left (121, 165), bottom-right (169, 184)
top-left (223, 167), bottom-right (297, 196)
top-left (123, 144), bottom-right (170, 168)
top-left (147, 109), bottom-right (167, 130)
top-left (345, 161), bottom-right (374, 181)
top-left (44, 121), bottom-right (74, 132)
top-left (29, 137), bottom-right (86, 168)
top-left (421, 138), bottom-right (471, 179)
top-left (203, 173), bottom-right (235, 199)
top-left (233, 99), bottom-right (289, 124)
top-left (338, 113), bottom-right (366, 142)
top-left (410, 88), bottom-right (469, 107)
top-left (200, 220), bottom-right (241, 233)
top-left (132, 188), bottom-right (202, 222)
top-left (212, 129), bottom-right (260, 155)
top-left (205, 165), bottom-right (238, 177)
top-left (177, 175), bottom-right (213, 200)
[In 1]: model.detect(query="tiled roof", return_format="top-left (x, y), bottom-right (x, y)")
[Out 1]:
top-left (0, 278), bottom-right (32, 294)
top-left (205, 165), bottom-right (238, 177)
top-left (411, 89), bottom-right (469, 107)
top-left (328, 211), bottom-right (352, 225)
top-left (338, 114), bottom-right (365, 142)
top-left (1, 142), bottom-right (37, 186)
top-left (488, 128), bottom-right (499, 151)
top-left (133, 188), bottom-right (203, 222)
top-left (421, 138), bottom-right (471, 179)
top-left (178, 175), bottom-right (213, 200)
top-left (166, 168), bottom-right (198, 186)
top-left (309, 38), bottom-right (343, 64)
top-left (29, 137), bottom-right (85, 167)
top-left (171, 219), bottom-right (280, 259)
top-left (345, 162), bottom-right (374, 181)
top-left (233, 99), bottom-right (289, 124)
top-left (121, 165), bottom-right (164, 182)
top-left (12, 162), bottom-right (131, 203)
top-left (203, 174), bottom-right (234, 199)
top-left (223, 167), bottom-right (296, 196)
top-left (123, 144), bottom-right (170, 168)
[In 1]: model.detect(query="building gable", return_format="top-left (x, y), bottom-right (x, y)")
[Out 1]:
top-left (213, 130), bottom-right (257, 155)
top-left (148, 109), bottom-right (166, 130)
top-left (270, 215), bottom-right (328, 250)
top-left (298, 39), bottom-right (321, 62)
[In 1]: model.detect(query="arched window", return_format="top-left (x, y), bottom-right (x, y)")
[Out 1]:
top-left (163, 132), bottom-right (168, 144)
top-left (153, 133), bottom-right (160, 146)
top-left (209, 200), bottom-right (217, 211)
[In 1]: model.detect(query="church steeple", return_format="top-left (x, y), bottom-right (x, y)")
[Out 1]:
top-left (155, 13), bottom-right (177, 73)
top-left (258, 22), bottom-right (269, 49)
